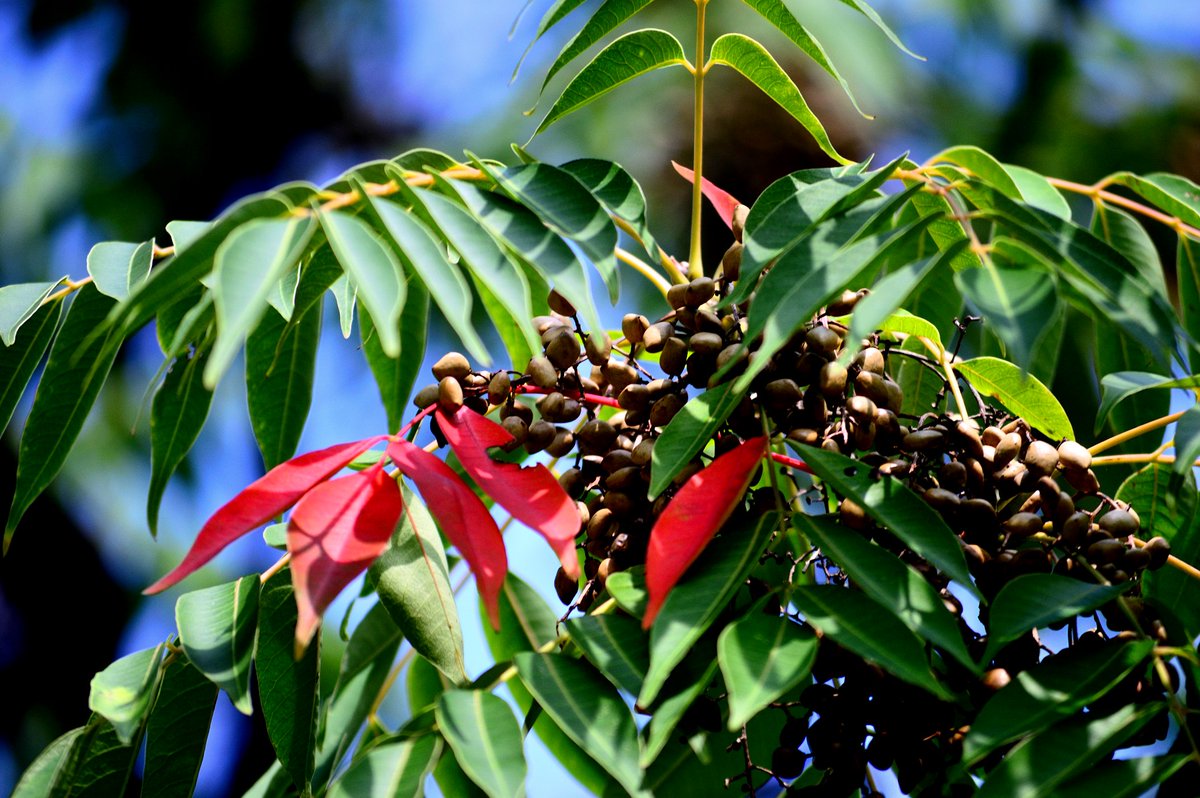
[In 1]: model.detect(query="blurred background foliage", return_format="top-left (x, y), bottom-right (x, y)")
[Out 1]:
top-left (0, 0), bottom-right (1197, 795)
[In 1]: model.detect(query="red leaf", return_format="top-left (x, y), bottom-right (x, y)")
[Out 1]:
top-left (144, 436), bottom-right (386, 594)
top-left (387, 438), bottom-right (508, 629)
top-left (437, 405), bottom-right (580, 581)
top-left (288, 464), bottom-right (404, 650)
top-left (643, 436), bottom-right (767, 629)
top-left (671, 160), bottom-right (741, 230)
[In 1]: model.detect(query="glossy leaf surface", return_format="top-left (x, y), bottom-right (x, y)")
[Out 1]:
top-left (955, 356), bottom-right (1074, 440)
top-left (986, 576), bottom-right (1128, 659)
top-left (361, 285), bottom-right (429, 436)
top-left (565, 613), bottom-right (649, 695)
top-left (0, 280), bottom-right (60, 345)
top-left (246, 301), bottom-right (320, 470)
top-left (87, 240), bottom-right (153, 301)
top-left (1095, 371), bottom-right (1200, 433)
top-left (141, 659), bottom-right (219, 798)
top-left (717, 611), bottom-right (817, 730)
top-left (321, 210), bottom-right (406, 358)
top-left (88, 644), bottom-right (166, 745)
top-left (148, 348), bottom-right (214, 536)
top-left (0, 297), bottom-right (60, 436)
top-left (560, 158), bottom-right (658, 259)
top-left (1122, 464), bottom-right (1200, 633)
top-left (436, 690), bottom-right (526, 798)
top-left (326, 735), bottom-right (439, 798)
top-left (174, 574), bottom-right (260, 715)
top-left (649, 380), bottom-right (747, 499)
top-left (536, 0), bottom-right (657, 97)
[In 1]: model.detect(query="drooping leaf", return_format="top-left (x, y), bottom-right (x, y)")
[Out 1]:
top-left (256, 569), bottom-right (320, 795)
top-left (560, 158), bottom-right (658, 260)
top-left (708, 33), bottom-right (850, 165)
top-left (141, 659), bottom-right (220, 798)
top-left (875, 310), bottom-right (944, 351)
top-left (515, 0), bottom-right (589, 81)
top-left (386, 437), bottom-right (507, 628)
top-left (534, 28), bottom-right (689, 136)
top-left (174, 574), bottom-right (260, 714)
top-left (796, 513), bottom-right (976, 671)
top-left (639, 512), bottom-right (777, 707)
top-left (326, 735), bottom-right (439, 798)
top-left (370, 483), bottom-right (467, 683)
top-left (1104, 172), bottom-right (1200, 228)
top-left (436, 690), bottom-right (526, 798)
top-left (964, 638), bottom-right (1154, 764)
top-left (1170, 404), bottom-right (1200, 485)
top-left (1055, 754), bottom-right (1190, 798)
top-left (165, 220), bottom-right (208, 251)
top-left (246, 300), bottom-right (321, 471)
top-left (641, 655), bottom-right (721, 766)
top-left (365, 195), bottom-right (490, 363)
top-left (10, 727), bottom-right (84, 798)
top-left (88, 644), bottom-right (166, 745)
top-left (1004, 164), bottom-right (1071, 220)
top-left (565, 613), bottom-right (649, 695)
top-left (205, 217), bottom-right (315, 388)
top-left (984, 575), bottom-right (1129, 660)
top-left (5, 283), bottom-right (120, 551)
top-left (717, 611), bottom-right (817, 730)
top-left (955, 356), bottom-right (1074, 440)
top-left (1178, 234), bottom-right (1200, 373)
top-left (649, 380), bottom-right (748, 499)
top-left (321, 210), bottom-right (406, 358)
top-left (930, 145), bottom-right (1022, 199)
top-left (156, 289), bottom-right (212, 357)
top-left (791, 585), bottom-right (953, 700)
top-left (0, 297), bottom-right (61, 436)
top-left (1091, 202), bottom-right (1168, 301)
top-left (536, 0), bottom-right (658, 99)
top-left (0, 280), bottom-right (60, 346)
top-left (360, 286), bottom-right (429, 436)
top-left (437, 405), bottom-right (579, 580)
top-left (671, 160), bottom-right (741, 230)
top-left (643, 437), bottom-right (766, 628)
top-left (513, 653), bottom-right (645, 796)
top-left (144, 436), bottom-right (385, 594)
top-left (846, 248), bottom-right (957, 350)
top-left (49, 714), bottom-right (142, 797)
top-left (87, 240), bottom-right (154, 302)
top-left (974, 703), bottom-right (1164, 798)
top-left (147, 347), bottom-right (215, 536)
top-left (1095, 371), bottom-right (1200, 433)
top-left (792, 444), bottom-right (979, 596)
top-left (267, 262), bottom-right (300, 321)
top-left (330, 273), bottom-right (357, 339)
top-left (833, 0), bottom-right (921, 59)
top-left (604, 567), bottom-right (648, 616)
top-left (287, 465), bottom-right (405, 651)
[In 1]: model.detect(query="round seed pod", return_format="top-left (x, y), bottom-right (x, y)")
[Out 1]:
top-left (595, 557), bottom-right (615, 587)
top-left (1051, 492), bottom-right (1076, 530)
top-left (464, 395), bottom-right (488, 415)
top-left (601, 448), bottom-right (634, 473)
top-left (982, 668), bottom-right (1012, 691)
top-left (684, 276), bottom-right (716, 307)
top-left (584, 332), bottom-right (612, 366)
top-left (666, 283), bottom-right (688, 310)
top-left (622, 313), bottom-right (649, 345)
top-left (788, 427), bottom-right (820, 446)
top-left (853, 347), bottom-right (885, 375)
top-left (981, 425), bottom-right (1005, 447)
top-left (554, 567), bottom-right (578, 604)
top-left (1144, 537), bottom-right (1171, 570)
top-left (939, 461), bottom-right (968, 491)
top-left (547, 428), bottom-right (576, 457)
top-left (413, 383), bottom-right (440, 409)
top-left (1064, 466), bottom-right (1101, 494)
top-left (850, 419), bottom-right (876, 451)
top-left (545, 326), bottom-right (582, 370)
top-left (578, 419), bottom-right (618, 456)
top-left (765, 378), bottom-right (802, 409)
top-left (818, 361), bottom-right (848, 398)
top-left (874, 408), bottom-right (902, 443)
top-left (720, 241), bottom-right (743, 281)
top-left (846, 395), bottom-right (877, 424)
top-left (432, 352), bottom-right (471, 381)
top-left (524, 419), bottom-right (556, 453)
top-left (547, 289), bottom-right (576, 317)
top-left (602, 362), bottom-right (639, 396)
top-left (840, 498), bottom-right (869, 530)
top-left (537, 391), bottom-right (565, 420)
top-left (1122, 546), bottom-right (1151, 573)
top-left (994, 432), bottom-right (1022, 469)
top-left (1058, 440), bottom-right (1091, 471)
top-left (693, 308), bottom-right (723, 335)
top-left (883, 378), bottom-right (904, 413)
top-left (526, 355), bottom-right (558, 389)
top-left (617, 384), bottom-right (651, 412)
top-left (1023, 440), bottom-right (1059, 478)
top-left (924, 487), bottom-right (961, 515)
top-left (854, 370), bottom-right (891, 407)
top-left (806, 325), bottom-right (841, 356)
top-left (558, 399), bottom-right (581, 423)
top-left (650, 393), bottom-right (685, 427)
top-left (960, 497), bottom-right (998, 529)
top-left (642, 321), bottom-right (675, 353)
top-left (500, 401), bottom-right (534, 425)
top-left (438, 376), bottom-right (464, 412)
top-left (533, 315), bottom-right (568, 336)
top-left (732, 205), bottom-right (750, 242)
top-left (631, 438), bottom-right (655, 466)
top-left (1099, 509), bottom-right (1139, 537)
top-left (605, 466), bottom-right (642, 492)
top-left (1088, 538), bottom-right (1127, 565)
top-left (500, 416), bottom-right (528, 451)
top-left (902, 429), bottom-right (945, 452)
top-left (715, 344), bottom-right (748, 377)
top-left (684, 353), bottom-right (717, 387)
top-left (487, 371), bottom-right (512, 406)
top-left (604, 490), bottom-right (638, 517)
top-left (689, 331), bottom-right (724, 358)
top-left (587, 508), bottom-right (615, 540)
top-left (800, 388), bottom-right (828, 427)
top-left (955, 421), bottom-right (986, 460)
top-left (1004, 512), bottom-right (1044, 539)
top-left (464, 373), bottom-right (489, 390)
top-left (660, 336), bottom-right (688, 376)
top-left (559, 467), bottom-right (586, 498)
top-left (826, 289), bottom-right (867, 316)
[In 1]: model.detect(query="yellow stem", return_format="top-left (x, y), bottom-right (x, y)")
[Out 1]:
top-left (1133, 537), bottom-right (1200, 583)
top-left (1046, 177), bottom-right (1200, 240)
top-left (1089, 409), bottom-right (1189, 455)
top-left (616, 247), bottom-right (671, 298)
top-left (260, 552), bottom-right (291, 583)
top-left (42, 275), bottom-right (94, 306)
top-left (687, 0), bottom-right (708, 278)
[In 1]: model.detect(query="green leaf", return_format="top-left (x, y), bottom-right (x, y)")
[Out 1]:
top-left (955, 239), bottom-right (1063, 370)
top-left (480, 161), bottom-right (620, 304)
top-left (257, 569), bottom-right (320, 794)
top-left (975, 702), bottom-right (1164, 798)
top-left (10, 728), bottom-right (83, 798)
top-left (793, 444), bottom-right (979, 597)
top-left (436, 691), bottom-right (526, 798)
top-left (513, 653), bottom-right (646, 796)
top-left (370, 484), bottom-right (467, 683)
top-left (321, 211), bottom-right (406, 357)
top-left (246, 301), bottom-right (321, 470)
top-left (147, 347), bottom-right (214, 536)
top-left (5, 284), bottom-right (120, 551)
top-left (639, 512), bottom-right (777, 707)
top-left (0, 297), bottom-right (60, 436)
top-left (0, 280), bottom-right (60, 346)
top-left (708, 33), bottom-right (849, 165)
top-left (141, 659), bottom-right (220, 798)
top-left (739, 0), bottom-right (869, 117)
top-left (366, 196), bottom-right (490, 363)
top-left (876, 309), bottom-right (943, 350)
top-left (649, 381), bottom-right (748, 499)
top-left (560, 158), bottom-right (658, 261)
top-left (204, 217), bottom-right (315, 389)
top-left (833, 0), bottom-right (921, 59)
top-left (1171, 404), bottom-right (1200, 484)
top-left (1004, 164), bottom-right (1072, 220)
top-left (1091, 202), bottom-right (1168, 300)
top-left (984, 575), bottom-right (1129, 660)
top-left (156, 288), bottom-right (212, 357)
top-left (894, 333), bottom-right (947, 417)
top-left (88, 644), bottom-right (166, 745)
top-left (955, 356), bottom-right (1074, 440)
top-left (326, 736), bottom-right (439, 798)
top-left (931, 145), bottom-right (1022, 198)
top-left (964, 638), bottom-right (1155, 764)
top-left (165, 220), bottom-right (209, 251)
top-left (515, 0), bottom-right (589, 80)
top-left (565, 613), bottom-right (649, 695)
top-left (534, 28), bottom-right (689, 136)
top-left (1178, 234), bottom-right (1200, 373)
top-left (1096, 371), bottom-right (1200, 433)
top-left (791, 585), bottom-right (953, 699)
top-left (1055, 754), bottom-right (1190, 798)
top-left (796, 513), bottom-right (976, 671)
top-left (847, 248), bottom-right (957, 351)
top-left (174, 574), bottom-right (260, 715)
top-left (50, 714), bottom-right (142, 798)
top-left (267, 262), bottom-right (300, 321)
top-left (717, 611), bottom-right (817, 730)
top-left (445, 181), bottom-right (601, 334)
top-left (360, 288), bottom-right (429, 436)
top-left (411, 187), bottom-right (540, 366)
top-left (604, 567), bottom-right (648, 617)
top-left (537, 0), bottom-right (659, 104)
top-left (86, 240), bottom-right (153, 302)
top-left (1105, 172), bottom-right (1200, 228)
top-left (641, 656), bottom-right (720, 767)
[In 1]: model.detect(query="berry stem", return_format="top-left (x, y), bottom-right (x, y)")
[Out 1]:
top-left (615, 246), bottom-right (672, 298)
top-left (1132, 537), bottom-right (1200, 582)
top-left (769, 452), bottom-right (813, 474)
top-left (687, 0), bottom-right (709, 278)
top-left (514, 383), bottom-right (623, 409)
top-left (1089, 409), bottom-right (1189, 455)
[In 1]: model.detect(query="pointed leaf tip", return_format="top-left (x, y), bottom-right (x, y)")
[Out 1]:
top-left (387, 438), bottom-right (507, 629)
top-left (144, 435), bottom-right (386, 594)
top-left (288, 464), bottom-right (405, 650)
top-left (671, 160), bottom-right (741, 230)
top-left (438, 405), bottom-right (580, 581)
top-left (643, 436), bottom-right (767, 629)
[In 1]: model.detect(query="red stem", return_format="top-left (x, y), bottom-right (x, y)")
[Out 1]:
top-left (393, 402), bottom-right (437, 440)
top-left (770, 452), bottom-right (813, 474)
top-left (514, 383), bottom-right (624, 409)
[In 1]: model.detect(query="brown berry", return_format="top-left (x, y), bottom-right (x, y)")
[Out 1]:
top-left (432, 352), bottom-right (471, 381)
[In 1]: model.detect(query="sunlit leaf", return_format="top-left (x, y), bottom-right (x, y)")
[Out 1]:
top-left (1095, 371), bottom-right (1200, 433)
top-left (1091, 202), bottom-right (1168, 300)
top-left (321, 211), bottom-right (406, 358)
top-left (360, 284), bottom-right (429, 435)
top-left (10, 728), bottom-right (83, 798)
top-left (0, 297), bottom-right (61, 437)
top-left (565, 613), bottom-right (649, 695)
top-left (0, 281), bottom-right (61, 346)
top-left (644, 437), bottom-right (766, 628)
top-left (1055, 754), bottom-right (1189, 798)
top-left (1178, 234), bottom-right (1200, 373)
top-left (326, 735), bottom-right (439, 798)
top-left (87, 240), bottom-right (153, 302)
top-left (649, 380), bottom-right (748, 499)
top-left (955, 356), bottom-right (1074, 440)
top-left (604, 567), bottom-right (648, 617)
top-left (931, 145), bottom-right (1021, 198)
top-left (847, 247), bottom-right (958, 351)
top-left (147, 348), bottom-right (214, 536)
top-left (833, 0), bottom-right (921, 59)
top-left (718, 611), bottom-right (817, 730)
top-left (436, 691), bottom-right (526, 798)
top-left (88, 644), bottom-right (166, 745)
top-left (560, 158), bottom-right (659, 261)
top-left (1104, 172), bottom-right (1200, 228)
top-left (47, 714), bottom-right (142, 797)
top-left (984, 575), bottom-right (1128, 660)
top-left (1004, 164), bottom-right (1071, 220)
top-left (174, 574), bottom-right (260, 715)
top-left (246, 300), bottom-right (321, 470)
top-left (536, 0), bottom-right (658, 101)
